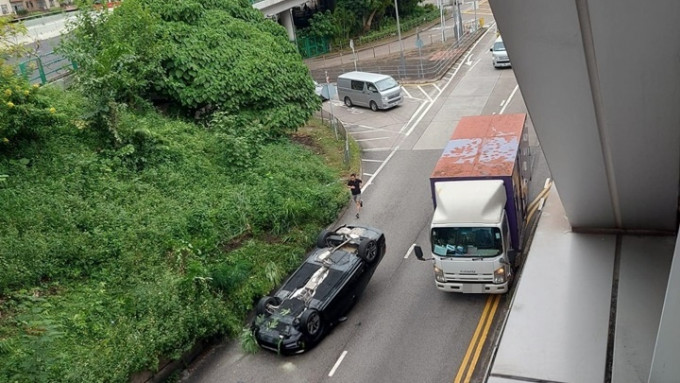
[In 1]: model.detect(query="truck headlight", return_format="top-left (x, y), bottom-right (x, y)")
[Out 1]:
top-left (434, 266), bottom-right (445, 282)
top-left (382, 96), bottom-right (389, 102)
top-left (493, 267), bottom-right (506, 284)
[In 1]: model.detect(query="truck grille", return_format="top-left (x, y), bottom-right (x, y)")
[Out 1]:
top-left (445, 273), bottom-right (494, 283)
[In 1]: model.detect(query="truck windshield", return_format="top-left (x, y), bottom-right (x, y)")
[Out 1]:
top-left (375, 77), bottom-right (399, 91)
top-left (431, 227), bottom-right (502, 257)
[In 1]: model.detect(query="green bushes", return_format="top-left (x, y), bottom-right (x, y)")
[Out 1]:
top-left (358, 7), bottom-right (440, 46)
top-left (0, 85), bottom-right (348, 381)
top-left (0, 69), bottom-right (64, 145)
top-left (60, 0), bottom-right (320, 138)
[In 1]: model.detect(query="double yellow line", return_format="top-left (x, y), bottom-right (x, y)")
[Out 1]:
top-left (454, 294), bottom-right (501, 383)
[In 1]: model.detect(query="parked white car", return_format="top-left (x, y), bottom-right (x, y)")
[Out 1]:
top-left (490, 37), bottom-right (511, 68)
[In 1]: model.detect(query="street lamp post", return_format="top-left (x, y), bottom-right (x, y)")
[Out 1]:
top-left (439, 0), bottom-right (445, 42)
top-left (474, 0), bottom-right (478, 31)
top-left (394, 0), bottom-right (406, 76)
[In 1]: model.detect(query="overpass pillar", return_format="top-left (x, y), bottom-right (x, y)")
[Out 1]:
top-left (279, 9), bottom-right (295, 41)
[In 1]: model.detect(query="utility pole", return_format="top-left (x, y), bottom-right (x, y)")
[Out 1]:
top-left (394, 0), bottom-right (406, 76)
top-left (455, 0), bottom-right (463, 39)
top-left (439, 0), bottom-right (446, 42)
top-left (474, 0), bottom-right (478, 31)
top-left (325, 70), bottom-right (337, 140)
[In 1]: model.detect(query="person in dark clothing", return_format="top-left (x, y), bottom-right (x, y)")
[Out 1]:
top-left (347, 173), bottom-right (363, 219)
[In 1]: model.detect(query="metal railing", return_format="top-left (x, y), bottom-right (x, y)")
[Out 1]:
top-left (316, 108), bottom-right (350, 164)
top-left (309, 26), bottom-right (485, 84)
top-left (17, 51), bottom-right (76, 85)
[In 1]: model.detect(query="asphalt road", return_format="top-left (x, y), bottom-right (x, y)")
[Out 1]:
top-left (182, 19), bottom-right (552, 383)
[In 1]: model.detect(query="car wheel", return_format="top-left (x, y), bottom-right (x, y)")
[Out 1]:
top-left (300, 308), bottom-right (323, 338)
top-left (344, 97), bottom-right (353, 107)
top-left (358, 238), bottom-right (378, 263)
top-left (316, 229), bottom-right (332, 248)
top-left (370, 101), bottom-right (378, 111)
top-left (256, 296), bottom-right (279, 316)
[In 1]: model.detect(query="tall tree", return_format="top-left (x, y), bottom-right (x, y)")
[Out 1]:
top-left (338, 0), bottom-right (393, 33)
top-left (60, 0), bottom-right (319, 141)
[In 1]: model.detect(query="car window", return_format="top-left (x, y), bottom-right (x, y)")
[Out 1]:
top-left (493, 41), bottom-right (506, 51)
top-left (351, 80), bottom-right (364, 91)
top-left (375, 77), bottom-right (399, 91)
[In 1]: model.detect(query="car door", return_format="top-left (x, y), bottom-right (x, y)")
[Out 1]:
top-left (351, 80), bottom-right (368, 107)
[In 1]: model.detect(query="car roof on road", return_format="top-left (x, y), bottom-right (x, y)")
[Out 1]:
top-left (338, 71), bottom-right (393, 83)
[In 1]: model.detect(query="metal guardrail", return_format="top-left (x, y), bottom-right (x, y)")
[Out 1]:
top-left (17, 51), bottom-right (76, 85)
top-left (316, 108), bottom-right (350, 164)
top-left (309, 27), bottom-right (484, 84)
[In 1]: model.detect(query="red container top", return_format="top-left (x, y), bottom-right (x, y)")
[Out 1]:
top-left (431, 113), bottom-right (526, 179)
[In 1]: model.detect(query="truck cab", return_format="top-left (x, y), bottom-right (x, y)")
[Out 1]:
top-left (429, 180), bottom-right (514, 293)
top-left (415, 114), bottom-right (530, 294)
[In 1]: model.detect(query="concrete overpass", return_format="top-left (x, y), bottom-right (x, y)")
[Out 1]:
top-left (252, 0), bottom-right (309, 41)
top-left (485, 1), bottom-right (680, 382)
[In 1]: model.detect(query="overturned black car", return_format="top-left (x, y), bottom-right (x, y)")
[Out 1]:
top-left (252, 225), bottom-right (386, 354)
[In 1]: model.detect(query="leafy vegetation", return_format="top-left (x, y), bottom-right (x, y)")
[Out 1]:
top-left (59, 0), bottom-right (320, 141)
top-left (0, 87), bottom-right (352, 380)
top-left (1, 16), bottom-right (62, 145)
top-left (0, 0), bottom-right (357, 381)
top-left (298, 0), bottom-right (437, 47)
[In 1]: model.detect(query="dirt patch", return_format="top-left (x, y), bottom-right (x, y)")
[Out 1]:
top-left (220, 230), bottom-right (253, 253)
top-left (291, 132), bottom-right (324, 155)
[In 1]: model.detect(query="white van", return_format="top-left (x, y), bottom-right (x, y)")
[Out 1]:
top-left (490, 37), bottom-right (511, 68)
top-left (336, 71), bottom-right (403, 111)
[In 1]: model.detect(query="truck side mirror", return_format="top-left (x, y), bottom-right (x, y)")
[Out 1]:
top-left (414, 245), bottom-right (424, 260)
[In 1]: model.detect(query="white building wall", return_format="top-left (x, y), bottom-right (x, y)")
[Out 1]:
top-left (0, 0), bottom-right (15, 15)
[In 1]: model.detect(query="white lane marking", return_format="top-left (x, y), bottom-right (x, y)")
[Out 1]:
top-left (349, 125), bottom-right (386, 132)
top-left (361, 158), bottom-right (383, 163)
top-left (363, 145), bottom-right (399, 191)
top-left (404, 243), bottom-right (416, 259)
top-left (406, 25), bottom-right (496, 137)
top-left (355, 136), bottom-right (391, 142)
top-left (356, 124), bottom-right (379, 130)
top-left (467, 58), bottom-right (482, 72)
top-left (329, 350), bottom-right (348, 377)
top-left (499, 84), bottom-right (519, 114)
top-left (362, 147), bottom-right (392, 152)
top-left (419, 86), bottom-right (434, 102)
top-left (401, 87), bottom-right (413, 99)
top-left (499, 99), bottom-right (506, 108)
top-left (350, 130), bottom-right (386, 135)
top-left (359, 23), bottom-right (499, 195)
top-left (433, 84), bottom-right (442, 92)
top-left (363, 172), bottom-right (374, 177)
top-left (399, 100), bottom-right (430, 134)
top-left (466, 53), bottom-right (474, 66)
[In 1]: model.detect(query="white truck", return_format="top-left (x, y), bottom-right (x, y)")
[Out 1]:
top-left (415, 114), bottom-right (531, 294)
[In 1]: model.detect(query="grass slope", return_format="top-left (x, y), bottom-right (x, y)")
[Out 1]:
top-left (0, 88), bottom-right (357, 382)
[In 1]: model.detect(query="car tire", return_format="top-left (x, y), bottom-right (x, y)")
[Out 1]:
top-left (370, 101), bottom-right (378, 111)
top-left (358, 238), bottom-right (378, 264)
top-left (316, 229), bottom-right (332, 248)
top-left (300, 308), bottom-right (324, 338)
top-left (256, 296), bottom-right (279, 316)
top-left (344, 97), bottom-right (353, 107)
